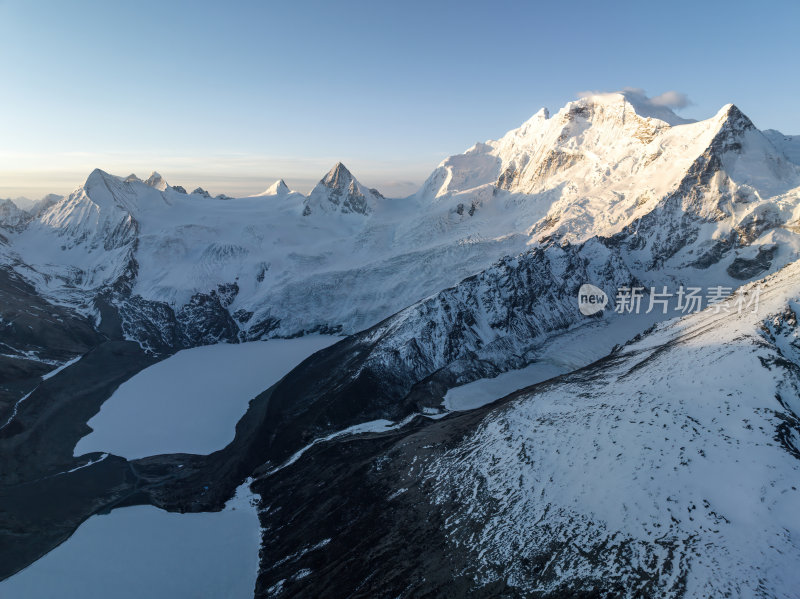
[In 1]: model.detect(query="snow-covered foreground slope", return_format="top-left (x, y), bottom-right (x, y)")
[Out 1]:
top-left (253, 259), bottom-right (800, 598)
top-left (0, 483), bottom-right (260, 599)
top-left (74, 336), bottom-right (338, 459)
top-left (420, 265), bottom-right (800, 597)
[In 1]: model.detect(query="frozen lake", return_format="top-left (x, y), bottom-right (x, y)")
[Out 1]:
top-left (444, 312), bottom-right (663, 411)
top-left (75, 337), bottom-right (339, 459)
top-left (0, 484), bottom-right (261, 599)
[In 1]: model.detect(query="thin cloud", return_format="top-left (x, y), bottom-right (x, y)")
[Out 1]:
top-left (578, 88), bottom-right (693, 111)
top-left (649, 90), bottom-right (692, 110)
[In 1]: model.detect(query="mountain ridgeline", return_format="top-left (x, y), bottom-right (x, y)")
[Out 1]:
top-left (2, 91), bottom-right (799, 356)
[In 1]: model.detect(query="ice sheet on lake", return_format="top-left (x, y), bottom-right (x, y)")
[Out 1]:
top-left (74, 337), bottom-right (338, 459)
top-left (444, 311), bottom-right (663, 411)
top-left (0, 483), bottom-right (261, 599)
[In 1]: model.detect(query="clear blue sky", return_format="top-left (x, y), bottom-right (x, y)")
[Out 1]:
top-left (1, 0), bottom-right (798, 199)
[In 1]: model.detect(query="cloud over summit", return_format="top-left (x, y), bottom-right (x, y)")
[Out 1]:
top-left (578, 87), bottom-right (693, 111)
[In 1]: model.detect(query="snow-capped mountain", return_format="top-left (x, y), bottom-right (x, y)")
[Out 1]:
top-left (0, 199), bottom-right (29, 229)
top-left (143, 171), bottom-right (169, 191)
top-left (257, 179), bottom-right (298, 198)
top-left (13, 169), bottom-right (146, 302)
top-left (2, 92), bottom-right (798, 352)
top-left (27, 194), bottom-right (63, 218)
top-left (0, 195), bottom-right (60, 231)
top-left (302, 162), bottom-right (384, 216)
top-left (420, 93), bottom-right (799, 265)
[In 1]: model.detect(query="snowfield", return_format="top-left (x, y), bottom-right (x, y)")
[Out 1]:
top-left (423, 263), bottom-right (800, 598)
top-left (0, 483), bottom-right (261, 599)
top-left (74, 337), bottom-right (338, 459)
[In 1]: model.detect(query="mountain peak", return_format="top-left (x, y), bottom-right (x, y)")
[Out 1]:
top-left (84, 168), bottom-right (116, 190)
top-left (713, 103), bottom-right (756, 132)
top-left (322, 162), bottom-right (354, 189)
top-left (261, 179), bottom-right (291, 196)
top-left (573, 90), bottom-right (695, 126)
top-left (304, 163), bottom-right (381, 216)
top-left (144, 171), bottom-right (169, 191)
top-left (86, 167), bottom-right (111, 180)
top-left (0, 198), bottom-right (30, 228)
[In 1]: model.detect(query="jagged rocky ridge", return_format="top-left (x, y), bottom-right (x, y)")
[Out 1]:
top-left (242, 237), bottom-right (636, 470)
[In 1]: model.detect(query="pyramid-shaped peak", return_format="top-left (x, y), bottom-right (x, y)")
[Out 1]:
top-left (714, 103), bottom-right (755, 130)
top-left (330, 161), bottom-right (350, 175)
top-left (263, 179), bottom-right (291, 196)
top-left (144, 171), bottom-right (169, 191)
top-left (304, 163), bottom-right (383, 216)
top-left (322, 162), bottom-right (355, 188)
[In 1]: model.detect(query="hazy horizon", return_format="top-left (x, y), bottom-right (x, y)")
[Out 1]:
top-left (0, 154), bottom-right (437, 202)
